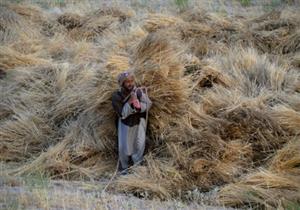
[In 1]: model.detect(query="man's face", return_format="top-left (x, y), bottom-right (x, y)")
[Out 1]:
top-left (123, 76), bottom-right (135, 91)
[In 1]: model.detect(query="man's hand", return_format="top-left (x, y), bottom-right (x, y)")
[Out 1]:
top-left (129, 92), bottom-right (141, 110)
top-left (128, 92), bottom-right (137, 104)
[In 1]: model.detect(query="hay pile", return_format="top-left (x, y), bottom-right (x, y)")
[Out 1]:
top-left (63, 7), bottom-right (133, 41)
top-left (0, 2), bottom-right (300, 209)
top-left (1, 63), bottom-right (117, 178)
top-left (0, 46), bottom-right (50, 70)
top-left (115, 45), bottom-right (299, 204)
top-left (133, 32), bottom-right (189, 136)
top-left (0, 6), bottom-right (40, 43)
top-left (219, 139), bottom-right (300, 209)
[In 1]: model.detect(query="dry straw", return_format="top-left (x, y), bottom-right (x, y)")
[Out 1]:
top-left (0, 2), bottom-right (299, 209)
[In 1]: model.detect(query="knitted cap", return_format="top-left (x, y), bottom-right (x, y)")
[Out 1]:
top-left (117, 71), bottom-right (134, 86)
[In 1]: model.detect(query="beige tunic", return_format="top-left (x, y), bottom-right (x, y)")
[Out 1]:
top-left (117, 92), bottom-right (151, 169)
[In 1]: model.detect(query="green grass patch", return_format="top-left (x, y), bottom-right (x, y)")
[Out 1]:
top-left (174, 0), bottom-right (189, 11)
top-left (286, 201), bottom-right (300, 210)
top-left (23, 172), bottom-right (50, 190)
top-left (239, 0), bottom-right (251, 7)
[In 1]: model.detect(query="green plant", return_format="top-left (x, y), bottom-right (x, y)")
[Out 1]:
top-left (5, 0), bottom-right (23, 3)
top-left (174, 0), bottom-right (189, 11)
top-left (286, 201), bottom-right (300, 210)
top-left (23, 172), bottom-right (50, 190)
top-left (263, 0), bottom-right (283, 11)
top-left (239, 0), bottom-right (251, 7)
top-left (4, 197), bottom-right (19, 210)
top-left (271, 0), bottom-right (282, 7)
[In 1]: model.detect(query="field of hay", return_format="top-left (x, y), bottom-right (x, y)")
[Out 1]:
top-left (0, 0), bottom-right (300, 209)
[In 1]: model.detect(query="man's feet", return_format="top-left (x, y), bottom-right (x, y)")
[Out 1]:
top-left (118, 168), bottom-right (128, 175)
top-left (118, 162), bottom-right (128, 175)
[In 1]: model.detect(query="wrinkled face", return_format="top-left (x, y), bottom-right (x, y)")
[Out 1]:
top-left (123, 75), bottom-right (135, 91)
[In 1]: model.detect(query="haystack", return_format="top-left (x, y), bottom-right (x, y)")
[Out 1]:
top-left (44, 35), bottom-right (72, 61)
top-left (132, 31), bottom-right (189, 136)
top-left (115, 46), bottom-right (299, 198)
top-left (57, 13), bottom-right (83, 30)
top-left (7, 4), bottom-right (47, 25)
top-left (197, 47), bottom-right (299, 159)
top-left (179, 8), bottom-right (240, 40)
top-left (269, 138), bottom-right (300, 174)
top-left (106, 54), bottom-right (130, 77)
top-left (10, 38), bottom-right (45, 55)
top-left (0, 6), bottom-right (39, 43)
top-left (178, 20), bottom-right (215, 39)
top-left (276, 29), bottom-right (300, 54)
top-left (115, 25), bottom-right (148, 52)
top-left (91, 7), bottom-right (133, 22)
top-left (218, 138), bottom-right (300, 209)
top-left (270, 106), bottom-right (300, 135)
top-left (0, 47), bottom-right (50, 71)
top-left (291, 52), bottom-right (300, 68)
top-left (6, 4), bottom-right (65, 38)
top-left (188, 65), bottom-right (231, 89)
top-left (108, 18), bottom-right (300, 199)
top-left (41, 19), bottom-right (67, 38)
top-left (247, 9), bottom-right (300, 54)
top-left (114, 32), bottom-right (199, 197)
top-left (68, 16), bottom-right (119, 41)
top-left (12, 111), bottom-right (116, 179)
top-left (205, 48), bottom-right (299, 96)
top-left (115, 156), bottom-right (180, 199)
top-left (143, 13), bottom-right (183, 32)
top-left (3, 64), bottom-right (118, 178)
top-left (68, 7), bottom-right (132, 41)
top-left (180, 8), bottom-right (209, 23)
top-left (0, 66), bottom-right (58, 161)
top-left (0, 110), bottom-right (53, 161)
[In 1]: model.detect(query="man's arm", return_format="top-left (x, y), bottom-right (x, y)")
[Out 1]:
top-left (121, 102), bottom-right (136, 119)
top-left (112, 92), bottom-right (123, 117)
top-left (112, 92), bottom-right (136, 119)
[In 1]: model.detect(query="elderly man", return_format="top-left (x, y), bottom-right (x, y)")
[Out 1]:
top-left (112, 71), bottom-right (152, 173)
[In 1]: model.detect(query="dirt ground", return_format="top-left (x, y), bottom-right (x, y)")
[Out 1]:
top-left (0, 176), bottom-right (237, 210)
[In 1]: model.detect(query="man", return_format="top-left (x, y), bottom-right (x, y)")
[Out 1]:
top-left (112, 71), bottom-right (152, 173)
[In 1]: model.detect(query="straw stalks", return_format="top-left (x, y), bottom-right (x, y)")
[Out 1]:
top-left (0, 2), bottom-right (299, 209)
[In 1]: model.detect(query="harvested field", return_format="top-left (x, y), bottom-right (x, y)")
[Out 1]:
top-left (0, 0), bottom-right (300, 209)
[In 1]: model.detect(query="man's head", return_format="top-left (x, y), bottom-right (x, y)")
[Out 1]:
top-left (118, 71), bottom-right (135, 92)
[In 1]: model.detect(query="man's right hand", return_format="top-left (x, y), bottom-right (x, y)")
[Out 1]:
top-left (129, 92), bottom-right (141, 110)
top-left (128, 92), bottom-right (137, 104)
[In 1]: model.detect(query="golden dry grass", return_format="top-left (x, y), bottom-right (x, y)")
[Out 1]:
top-left (0, 1), bottom-right (299, 209)
top-left (218, 138), bottom-right (300, 209)
top-left (0, 46), bottom-right (50, 70)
